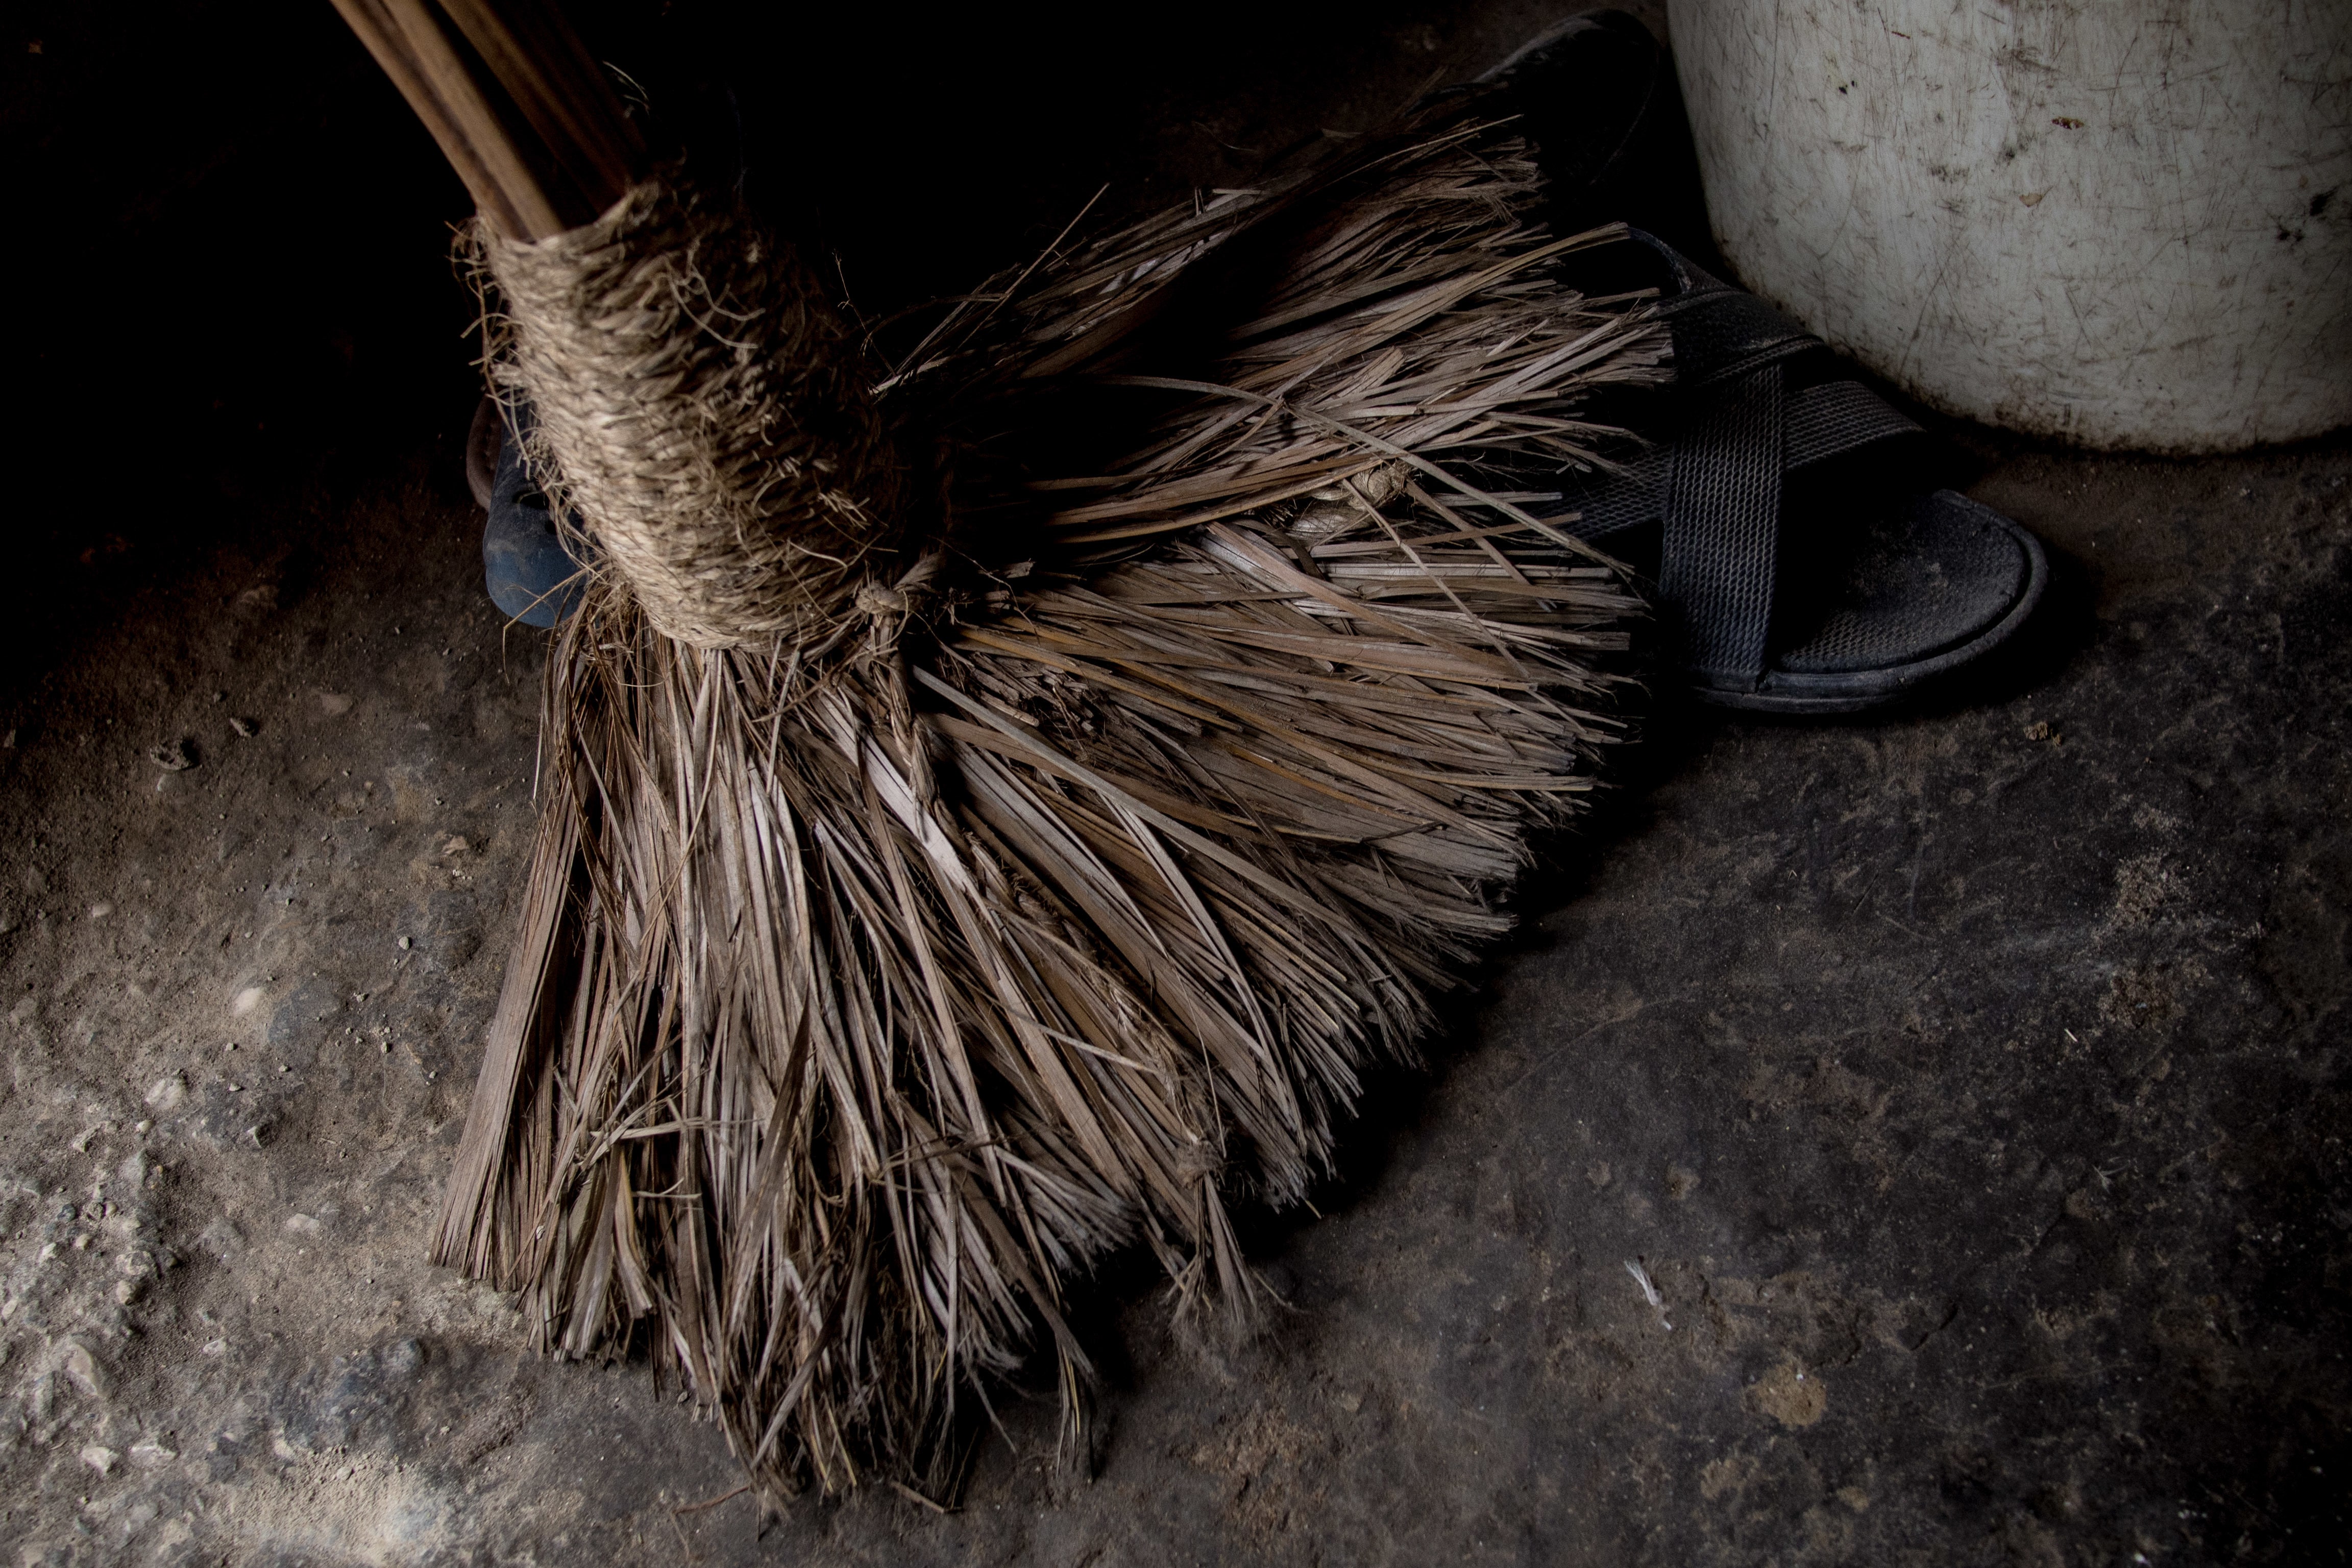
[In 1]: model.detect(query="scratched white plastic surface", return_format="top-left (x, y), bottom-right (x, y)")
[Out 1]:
top-left (1665, 0), bottom-right (2350, 452)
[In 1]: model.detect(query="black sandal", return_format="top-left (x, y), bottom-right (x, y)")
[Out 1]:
top-left (1544, 232), bottom-right (2049, 714)
top-left (470, 396), bottom-right (590, 629)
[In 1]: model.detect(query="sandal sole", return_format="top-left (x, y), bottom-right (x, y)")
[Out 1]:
top-left (1688, 494), bottom-right (2049, 714)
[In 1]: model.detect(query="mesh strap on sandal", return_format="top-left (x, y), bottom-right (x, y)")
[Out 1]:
top-left (1538, 231), bottom-right (2046, 712)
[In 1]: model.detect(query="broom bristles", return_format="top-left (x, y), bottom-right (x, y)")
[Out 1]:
top-left (433, 91), bottom-right (1669, 1498)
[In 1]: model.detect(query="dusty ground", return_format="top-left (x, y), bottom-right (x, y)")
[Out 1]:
top-left (3, 4), bottom-right (2346, 1564)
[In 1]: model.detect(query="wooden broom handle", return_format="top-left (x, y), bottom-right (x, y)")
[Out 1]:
top-left (331, 0), bottom-right (647, 239)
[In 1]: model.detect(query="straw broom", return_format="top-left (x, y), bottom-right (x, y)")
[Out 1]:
top-left (333, 0), bottom-right (1669, 1501)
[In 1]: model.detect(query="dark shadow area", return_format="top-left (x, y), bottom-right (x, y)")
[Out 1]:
top-left (4, 0), bottom-right (1675, 703)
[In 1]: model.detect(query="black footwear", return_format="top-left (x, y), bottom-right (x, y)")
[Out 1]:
top-left (1539, 233), bottom-right (2048, 714)
top-left (473, 397), bottom-right (589, 629)
top-left (1484, 21), bottom-right (2046, 712)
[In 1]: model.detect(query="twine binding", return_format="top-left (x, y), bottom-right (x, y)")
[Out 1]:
top-left (473, 172), bottom-right (906, 649)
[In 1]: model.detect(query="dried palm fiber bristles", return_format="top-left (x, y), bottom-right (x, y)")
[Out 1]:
top-left (435, 90), bottom-right (1670, 1499)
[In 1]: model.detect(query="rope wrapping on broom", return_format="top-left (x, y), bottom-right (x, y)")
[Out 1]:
top-left (472, 172), bottom-right (905, 649)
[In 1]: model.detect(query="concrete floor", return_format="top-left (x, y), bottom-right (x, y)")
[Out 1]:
top-left (2, 4), bottom-right (2345, 1563)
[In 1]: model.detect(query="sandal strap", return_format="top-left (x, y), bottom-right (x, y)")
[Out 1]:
top-left (1657, 361), bottom-right (1786, 681)
top-left (1638, 237), bottom-right (1821, 386)
top-left (1784, 380), bottom-right (1922, 462)
top-left (1551, 379), bottom-right (1922, 541)
top-left (1656, 283), bottom-right (1818, 388)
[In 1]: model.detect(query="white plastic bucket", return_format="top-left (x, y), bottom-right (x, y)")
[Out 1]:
top-left (1665, 0), bottom-right (2352, 453)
